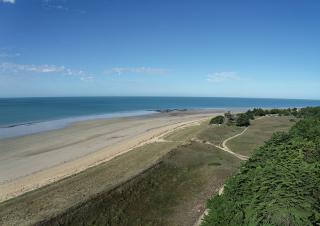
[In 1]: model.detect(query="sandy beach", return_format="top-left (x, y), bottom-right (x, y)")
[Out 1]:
top-left (0, 110), bottom-right (223, 202)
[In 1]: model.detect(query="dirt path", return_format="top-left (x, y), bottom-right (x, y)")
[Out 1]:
top-left (192, 126), bottom-right (249, 161)
top-left (220, 127), bottom-right (249, 160)
top-left (193, 126), bottom-right (250, 226)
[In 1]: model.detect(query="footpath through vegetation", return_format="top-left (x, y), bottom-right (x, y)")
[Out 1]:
top-left (193, 127), bottom-right (249, 161)
top-left (202, 107), bottom-right (320, 226)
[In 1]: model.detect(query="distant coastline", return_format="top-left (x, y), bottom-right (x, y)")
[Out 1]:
top-left (0, 96), bottom-right (319, 139)
top-left (0, 108), bottom-right (226, 139)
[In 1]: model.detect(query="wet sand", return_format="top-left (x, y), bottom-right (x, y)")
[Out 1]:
top-left (0, 110), bottom-right (223, 202)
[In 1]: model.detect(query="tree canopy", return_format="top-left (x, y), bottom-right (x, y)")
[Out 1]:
top-left (209, 115), bottom-right (225, 125)
top-left (236, 113), bottom-right (250, 127)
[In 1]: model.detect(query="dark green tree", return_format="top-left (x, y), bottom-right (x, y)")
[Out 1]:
top-left (245, 110), bottom-right (255, 120)
top-left (252, 108), bottom-right (266, 116)
top-left (209, 115), bottom-right (225, 125)
top-left (236, 113), bottom-right (250, 127)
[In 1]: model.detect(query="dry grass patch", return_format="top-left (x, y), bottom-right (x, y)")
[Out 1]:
top-left (164, 121), bottom-right (208, 142)
top-left (227, 116), bottom-right (295, 156)
top-left (197, 124), bottom-right (244, 146)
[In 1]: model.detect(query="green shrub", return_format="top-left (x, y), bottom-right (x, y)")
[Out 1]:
top-left (252, 108), bottom-right (266, 116)
top-left (244, 110), bottom-right (255, 120)
top-left (209, 115), bottom-right (225, 125)
top-left (269, 108), bottom-right (280, 114)
top-left (236, 114), bottom-right (250, 127)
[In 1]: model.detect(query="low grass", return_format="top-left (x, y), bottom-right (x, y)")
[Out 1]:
top-left (227, 116), bottom-right (295, 156)
top-left (164, 121), bottom-right (207, 142)
top-left (197, 124), bottom-right (244, 146)
top-left (39, 142), bottom-right (241, 226)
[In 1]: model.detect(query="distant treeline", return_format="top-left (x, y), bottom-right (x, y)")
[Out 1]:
top-left (203, 106), bottom-right (320, 226)
top-left (210, 108), bottom-right (300, 127)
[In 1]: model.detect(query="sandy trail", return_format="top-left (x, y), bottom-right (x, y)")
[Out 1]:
top-left (0, 111), bottom-right (220, 202)
top-left (193, 126), bottom-right (249, 161)
top-left (193, 125), bottom-right (252, 226)
top-left (220, 127), bottom-right (249, 160)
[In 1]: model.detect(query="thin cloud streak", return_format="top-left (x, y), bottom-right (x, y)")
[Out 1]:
top-left (105, 67), bottom-right (169, 76)
top-left (206, 71), bottom-right (240, 83)
top-left (0, 52), bottom-right (21, 58)
top-left (42, 0), bottom-right (86, 14)
top-left (0, 62), bottom-right (94, 81)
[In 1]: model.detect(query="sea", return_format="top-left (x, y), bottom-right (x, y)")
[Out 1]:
top-left (0, 96), bottom-right (319, 139)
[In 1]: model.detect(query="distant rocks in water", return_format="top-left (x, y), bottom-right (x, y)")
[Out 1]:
top-left (153, 109), bottom-right (188, 113)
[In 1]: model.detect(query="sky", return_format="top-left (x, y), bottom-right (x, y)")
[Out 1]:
top-left (0, 0), bottom-right (320, 99)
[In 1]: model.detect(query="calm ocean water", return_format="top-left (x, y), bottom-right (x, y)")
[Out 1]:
top-left (0, 97), bottom-right (319, 139)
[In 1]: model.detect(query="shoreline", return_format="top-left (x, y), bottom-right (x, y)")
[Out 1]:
top-left (0, 104), bottom-right (307, 140)
top-left (0, 110), bottom-right (157, 140)
top-left (0, 109), bottom-right (224, 202)
top-left (0, 108), bottom-right (233, 140)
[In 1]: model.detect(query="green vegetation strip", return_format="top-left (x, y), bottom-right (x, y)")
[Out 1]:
top-left (37, 142), bottom-right (241, 226)
top-left (197, 125), bottom-right (244, 147)
top-left (227, 116), bottom-right (295, 156)
top-left (202, 107), bottom-right (320, 226)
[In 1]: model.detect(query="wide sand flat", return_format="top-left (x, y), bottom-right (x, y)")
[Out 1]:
top-left (0, 110), bottom-right (221, 202)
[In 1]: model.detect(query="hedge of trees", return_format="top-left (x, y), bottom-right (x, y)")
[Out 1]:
top-left (202, 106), bottom-right (320, 226)
top-left (210, 107), bottom-right (312, 128)
top-left (247, 107), bottom-right (299, 117)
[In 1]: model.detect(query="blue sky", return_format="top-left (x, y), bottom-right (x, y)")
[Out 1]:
top-left (0, 0), bottom-right (320, 99)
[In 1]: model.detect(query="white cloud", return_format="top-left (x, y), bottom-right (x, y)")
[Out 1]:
top-left (1, 0), bottom-right (15, 3)
top-left (0, 62), bottom-right (65, 73)
top-left (105, 67), bottom-right (169, 76)
top-left (47, 4), bottom-right (68, 11)
top-left (0, 52), bottom-right (20, 58)
top-left (64, 68), bottom-right (94, 81)
top-left (42, 0), bottom-right (68, 11)
top-left (42, 0), bottom-right (86, 14)
top-left (206, 71), bottom-right (240, 83)
top-left (0, 62), bottom-right (93, 81)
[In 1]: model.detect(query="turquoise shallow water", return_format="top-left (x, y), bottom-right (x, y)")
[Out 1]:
top-left (1, 96), bottom-right (320, 126)
top-left (0, 96), bottom-right (319, 139)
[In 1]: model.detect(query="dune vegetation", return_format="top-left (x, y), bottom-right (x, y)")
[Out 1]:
top-left (202, 107), bottom-right (320, 226)
top-left (0, 109), bottom-right (300, 226)
top-left (209, 115), bottom-right (225, 125)
top-left (37, 142), bottom-right (241, 226)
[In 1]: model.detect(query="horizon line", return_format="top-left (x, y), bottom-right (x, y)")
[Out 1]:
top-left (0, 95), bottom-right (320, 101)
